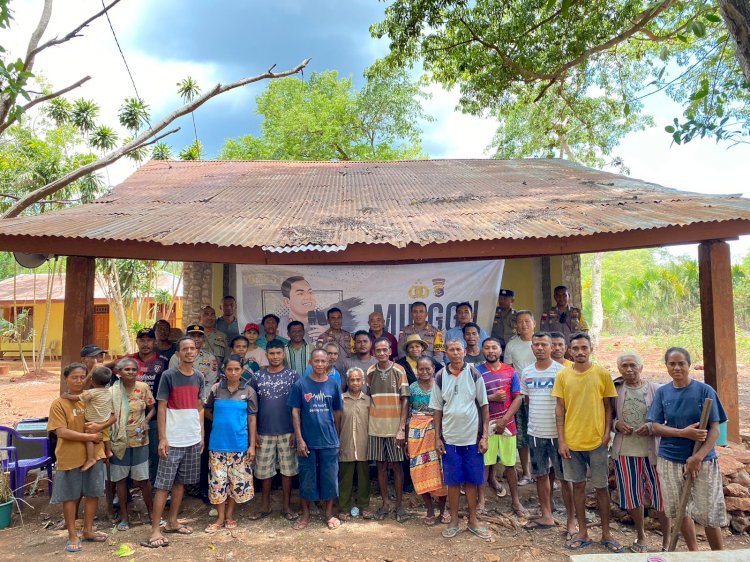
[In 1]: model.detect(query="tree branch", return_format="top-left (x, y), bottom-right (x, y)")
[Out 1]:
top-left (0, 76), bottom-right (91, 135)
top-left (1, 58), bottom-right (312, 219)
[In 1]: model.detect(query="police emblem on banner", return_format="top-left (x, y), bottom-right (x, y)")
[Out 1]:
top-left (408, 281), bottom-right (429, 299)
top-left (432, 278), bottom-right (446, 297)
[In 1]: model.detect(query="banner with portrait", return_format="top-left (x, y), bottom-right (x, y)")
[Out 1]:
top-left (236, 260), bottom-right (504, 340)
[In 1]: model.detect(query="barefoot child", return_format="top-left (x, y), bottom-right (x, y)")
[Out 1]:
top-left (62, 366), bottom-right (115, 470)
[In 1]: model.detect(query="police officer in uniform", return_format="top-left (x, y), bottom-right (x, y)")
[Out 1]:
top-left (397, 301), bottom-right (445, 363)
top-left (200, 305), bottom-right (227, 367)
top-left (540, 284), bottom-right (588, 342)
top-left (315, 306), bottom-right (353, 359)
top-left (490, 288), bottom-right (517, 349)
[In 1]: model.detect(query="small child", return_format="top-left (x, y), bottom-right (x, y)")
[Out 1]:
top-left (62, 366), bottom-right (115, 470)
top-left (242, 323), bottom-right (268, 369)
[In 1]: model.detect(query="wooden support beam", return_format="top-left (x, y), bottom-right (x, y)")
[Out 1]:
top-left (698, 240), bottom-right (739, 442)
top-left (60, 256), bottom-right (95, 392)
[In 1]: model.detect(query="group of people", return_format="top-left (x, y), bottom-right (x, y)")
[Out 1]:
top-left (46, 288), bottom-right (729, 555)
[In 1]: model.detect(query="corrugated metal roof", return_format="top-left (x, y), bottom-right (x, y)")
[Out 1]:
top-left (0, 159), bottom-right (748, 254)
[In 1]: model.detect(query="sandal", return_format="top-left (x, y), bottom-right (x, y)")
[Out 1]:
top-left (523, 520), bottom-right (556, 530)
top-left (423, 515), bottom-right (436, 526)
top-left (163, 524), bottom-right (193, 535)
top-left (442, 526), bottom-right (460, 539)
top-left (565, 537), bottom-right (592, 551)
top-left (65, 540), bottom-right (82, 553)
top-left (282, 511), bottom-right (299, 521)
top-left (292, 518), bottom-right (310, 531)
top-left (630, 541), bottom-right (648, 553)
top-left (140, 537), bottom-right (169, 548)
top-left (204, 522), bottom-right (223, 533)
top-left (249, 510), bottom-right (272, 521)
top-left (518, 476), bottom-right (534, 486)
top-left (601, 539), bottom-right (625, 553)
top-left (326, 517), bottom-right (341, 530)
top-left (224, 519), bottom-right (237, 530)
top-left (468, 526), bottom-right (492, 540)
top-left (338, 512), bottom-right (351, 522)
top-left (116, 521), bottom-right (130, 531)
top-left (81, 530), bottom-right (109, 542)
top-left (513, 505), bottom-right (530, 518)
top-left (361, 510), bottom-right (376, 520)
top-left (375, 506), bottom-right (391, 521)
top-left (395, 507), bottom-right (410, 523)
top-left (440, 512), bottom-right (451, 524)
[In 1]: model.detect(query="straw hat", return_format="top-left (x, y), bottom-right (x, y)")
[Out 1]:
top-left (402, 333), bottom-right (429, 354)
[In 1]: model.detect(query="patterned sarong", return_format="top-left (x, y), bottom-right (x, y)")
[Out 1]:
top-left (408, 414), bottom-right (447, 496)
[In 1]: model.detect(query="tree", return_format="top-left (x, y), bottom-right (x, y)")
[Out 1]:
top-left (219, 69), bottom-right (431, 160)
top-left (0, 0), bottom-right (310, 218)
top-left (372, 1), bottom-right (750, 145)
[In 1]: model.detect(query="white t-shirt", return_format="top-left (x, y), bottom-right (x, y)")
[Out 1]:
top-left (521, 361), bottom-right (564, 439)
top-left (504, 337), bottom-right (535, 390)
top-left (429, 364), bottom-right (489, 446)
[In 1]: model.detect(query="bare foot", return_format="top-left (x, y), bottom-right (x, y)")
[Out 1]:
top-left (81, 458), bottom-right (96, 471)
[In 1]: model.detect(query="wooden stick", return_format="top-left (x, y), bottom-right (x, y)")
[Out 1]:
top-left (668, 397), bottom-right (713, 552)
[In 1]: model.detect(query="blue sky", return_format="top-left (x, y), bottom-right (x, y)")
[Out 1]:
top-left (6, 0), bottom-right (750, 257)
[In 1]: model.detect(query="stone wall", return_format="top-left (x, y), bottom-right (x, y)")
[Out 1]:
top-left (183, 262), bottom-right (213, 325)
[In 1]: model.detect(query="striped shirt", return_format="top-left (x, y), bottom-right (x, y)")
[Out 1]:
top-left (366, 362), bottom-right (410, 437)
top-left (156, 368), bottom-right (205, 447)
top-left (521, 361), bottom-right (564, 439)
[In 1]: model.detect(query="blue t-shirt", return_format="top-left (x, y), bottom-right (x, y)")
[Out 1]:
top-left (647, 379), bottom-right (727, 463)
top-left (302, 365), bottom-right (342, 389)
top-left (287, 376), bottom-right (343, 449)
top-left (251, 367), bottom-right (299, 436)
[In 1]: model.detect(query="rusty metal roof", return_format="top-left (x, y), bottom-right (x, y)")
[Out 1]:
top-left (0, 159), bottom-right (748, 263)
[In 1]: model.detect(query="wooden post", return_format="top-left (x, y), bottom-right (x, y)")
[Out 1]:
top-left (698, 240), bottom-right (739, 442)
top-left (60, 256), bottom-right (95, 393)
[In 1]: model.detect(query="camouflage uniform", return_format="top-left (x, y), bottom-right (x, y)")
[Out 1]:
top-left (203, 329), bottom-right (227, 367)
top-left (316, 328), bottom-right (353, 359)
top-left (541, 306), bottom-right (588, 343)
top-left (397, 323), bottom-right (445, 364)
top-left (491, 307), bottom-right (517, 348)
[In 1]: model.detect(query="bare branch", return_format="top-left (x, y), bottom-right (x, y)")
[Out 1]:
top-left (130, 127), bottom-right (180, 150)
top-left (0, 193), bottom-right (81, 205)
top-left (1, 58), bottom-right (312, 219)
top-left (24, 0), bottom-right (53, 72)
top-left (0, 76), bottom-right (91, 135)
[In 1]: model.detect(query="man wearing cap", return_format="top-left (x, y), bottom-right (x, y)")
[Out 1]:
top-left (243, 323), bottom-right (269, 369)
top-left (541, 285), bottom-right (588, 343)
top-left (199, 306), bottom-right (228, 367)
top-left (316, 307), bottom-right (353, 360)
top-left (216, 295), bottom-right (240, 341)
top-left (168, 325), bottom-right (219, 389)
top-left (396, 334), bottom-right (443, 385)
top-left (491, 289), bottom-right (517, 349)
top-left (445, 302), bottom-right (489, 348)
top-left (368, 311), bottom-right (398, 361)
top-left (257, 314), bottom-right (289, 350)
top-left (397, 301), bottom-right (445, 364)
top-left (80, 344), bottom-right (106, 386)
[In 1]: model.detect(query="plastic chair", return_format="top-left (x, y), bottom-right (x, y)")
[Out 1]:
top-left (0, 425), bottom-right (53, 498)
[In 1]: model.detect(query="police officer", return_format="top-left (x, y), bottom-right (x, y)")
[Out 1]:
top-left (200, 305), bottom-right (228, 367)
top-left (541, 285), bottom-right (588, 342)
top-left (397, 301), bottom-right (444, 363)
top-left (491, 288), bottom-right (517, 348)
top-left (315, 307), bottom-right (353, 359)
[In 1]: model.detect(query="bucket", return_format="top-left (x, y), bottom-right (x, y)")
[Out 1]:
top-left (717, 421), bottom-right (728, 447)
top-left (0, 498), bottom-right (13, 529)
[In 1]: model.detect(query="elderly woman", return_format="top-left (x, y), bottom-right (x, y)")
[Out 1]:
top-left (647, 347), bottom-right (728, 552)
top-left (109, 356), bottom-right (155, 530)
top-left (407, 356), bottom-right (448, 525)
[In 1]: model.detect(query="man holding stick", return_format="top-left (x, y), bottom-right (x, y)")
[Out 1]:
top-left (648, 346), bottom-right (728, 551)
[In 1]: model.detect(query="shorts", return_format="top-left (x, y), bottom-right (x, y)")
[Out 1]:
top-left (153, 442), bottom-right (201, 491)
top-left (298, 447), bottom-right (339, 501)
top-left (109, 445), bottom-right (149, 482)
top-left (50, 461), bottom-right (106, 504)
top-left (660, 457), bottom-right (728, 528)
top-left (254, 433), bottom-right (298, 480)
top-left (613, 456), bottom-right (663, 511)
top-left (562, 445), bottom-right (609, 489)
top-left (208, 451), bottom-right (254, 504)
top-left (484, 435), bottom-right (516, 467)
top-left (368, 435), bottom-right (405, 462)
top-left (515, 401), bottom-right (529, 449)
top-left (442, 443), bottom-right (485, 487)
top-left (529, 436), bottom-right (563, 478)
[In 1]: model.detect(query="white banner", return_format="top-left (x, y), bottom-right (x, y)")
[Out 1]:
top-left (236, 260), bottom-right (504, 340)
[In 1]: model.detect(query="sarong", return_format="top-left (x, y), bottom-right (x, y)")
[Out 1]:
top-left (407, 414), bottom-right (447, 496)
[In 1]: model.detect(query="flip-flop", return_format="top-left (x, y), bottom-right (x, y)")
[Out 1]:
top-left (140, 537), bottom-right (170, 548)
top-left (163, 524), bottom-right (192, 535)
top-left (440, 513), bottom-right (451, 524)
top-left (518, 476), bottom-right (534, 486)
top-left (523, 520), bottom-right (556, 530)
top-left (375, 507), bottom-right (391, 521)
top-left (204, 522), bottom-right (223, 533)
top-left (630, 541), bottom-right (648, 553)
top-left (224, 519), bottom-right (237, 529)
top-left (338, 512), bottom-right (352, 522)
top-left (116, 521), bottom-right (130, 531)
top-left (81, 531), bottom-right (109, 542)
top-left (361, 510), bottom-right (376, 520)
top-left (249, 510), bottom-right (272, 521)
top-left (496, 486), bottom-right (507, 498)
top-left (565, 537), bottom-right (592, 551)
top-left (513, 506), bottom-right (530, 518)
top-left (442, 526), bottom-right (460, 538)
top-left (423, 515), bottom-right (437, 526)
top-left (282, 511), bottom-right (299, 521)
top-left (395, 507), bottom-right (410, 523)
top-left (292, 518), bottom-right (310, 531)
top-left (468, 526), bottom-right (492, 541)
top-left (601, 539), bottom-right (625, 553)
top-left (65, 540), bottom-right (82, 552)
top-left (326, 517), bottom-right (341, 530)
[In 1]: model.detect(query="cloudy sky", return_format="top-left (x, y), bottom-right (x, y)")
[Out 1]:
top-left (6, 0), bottom-right (750, 257)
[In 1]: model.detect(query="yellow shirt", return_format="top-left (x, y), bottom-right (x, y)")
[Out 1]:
top-left (47, 397), bottom-right (106, 470)
top-left (551, 364), bottom-right (617, 452)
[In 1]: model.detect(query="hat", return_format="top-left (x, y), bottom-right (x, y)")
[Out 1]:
top-left (80, 344), bottom-right (104, 357)
top-left (499, 289), bottom-right (515, 297)
top-left (186, 324), bottom-right (205, 334)
top-left (402, 333), bottom-right (429, 354)
top-left (136, 328), bottom-right (156, 339)
top-left (243, 323), bottom-right (260, 333)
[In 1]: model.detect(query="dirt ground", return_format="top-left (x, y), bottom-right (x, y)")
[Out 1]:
top-left (2, 336), bottom-right (750, 560)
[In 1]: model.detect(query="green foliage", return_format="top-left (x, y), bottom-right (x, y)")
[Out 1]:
top-left (123, 135), bottom-right (148, 162)
top-left (372, 0), bottom-right (750, 146)
top-left (177, 77), bottom-right (201, 103)
top-left (151, 142), bottom-right (172, 160)
top-left (90, 125), bottom-right (118, 152)
top-left (179, 139), bottom-right (203, 160)
top-left (118, 97), bottom-right (150, 133)
top-left (71, 98), bottom-right (99, 134)
top-left (219, 69), bottom-right (430, 160)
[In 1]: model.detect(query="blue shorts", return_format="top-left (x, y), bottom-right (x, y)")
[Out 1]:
top-left (298, 447), bottom-right (339, 501)
top-left (442, 443), bottom-right (485, 487)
